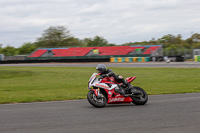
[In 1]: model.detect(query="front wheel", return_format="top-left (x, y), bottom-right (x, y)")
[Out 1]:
top-left (131, 86), bottom-right (148, 105)
top-left (87, 90), bottom-right (107, 108)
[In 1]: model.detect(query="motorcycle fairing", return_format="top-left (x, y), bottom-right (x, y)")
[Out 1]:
top-left (103, 88), bottom-right (133, 104)
top-left (90, 86), bottom-right (133, 104)
top-left (88, 73), bottom-right (133, 104)
top-left (100, 77), bottom-right (118, 84)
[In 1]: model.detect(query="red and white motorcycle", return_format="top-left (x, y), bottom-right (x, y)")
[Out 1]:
top-left (87, 73), bottom-right (148, 108)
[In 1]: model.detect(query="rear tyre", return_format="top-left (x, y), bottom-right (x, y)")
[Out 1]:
top-left (87, 90), bottom-right (107, 108)
top-left (131, 86), bottom-right (148, 105)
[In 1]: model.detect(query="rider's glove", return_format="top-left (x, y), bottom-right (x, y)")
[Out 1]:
top-left (102, 74), bottom-right (108, 78)
top-left (99, 74), bottom-right (108, 79)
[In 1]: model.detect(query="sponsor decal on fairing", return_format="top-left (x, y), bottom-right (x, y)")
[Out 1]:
top-left (108, 97), bottom-right (125, 102)
top-left (95, 84), bottom-right (109, 89)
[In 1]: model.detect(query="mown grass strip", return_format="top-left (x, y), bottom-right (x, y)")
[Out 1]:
top-left (0, 66), bottom-right (199, 104)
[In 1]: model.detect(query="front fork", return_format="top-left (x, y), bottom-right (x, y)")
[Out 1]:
top-left (91, 88), bottom-right (103, 98)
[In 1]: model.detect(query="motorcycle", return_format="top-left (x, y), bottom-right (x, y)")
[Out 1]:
top-left (87, 73), bottom-right (148, 108)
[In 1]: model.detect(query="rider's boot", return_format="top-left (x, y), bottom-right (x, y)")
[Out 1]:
top-left (121, 79), bottom-right (130, 91)
top-left (115, 85), bottom-right (125, 96)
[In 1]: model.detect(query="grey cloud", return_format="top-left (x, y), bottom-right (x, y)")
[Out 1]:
top-left (0, 0), bottom-right (200, 47)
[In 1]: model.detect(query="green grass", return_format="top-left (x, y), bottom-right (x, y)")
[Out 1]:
top-left (0, 66), bottom-right (200, 104)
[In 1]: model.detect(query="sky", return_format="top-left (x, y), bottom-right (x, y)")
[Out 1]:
top-left (0, 0), bottom-right (200, 48)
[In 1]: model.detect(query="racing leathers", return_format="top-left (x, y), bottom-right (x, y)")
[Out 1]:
top-left (99, 69), bottom-right (129, 95)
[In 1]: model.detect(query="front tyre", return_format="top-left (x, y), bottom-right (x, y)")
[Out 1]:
top-left (131, 86), bottom-right (148, 105)
top-left (87, 90), bottom-right (107, 108)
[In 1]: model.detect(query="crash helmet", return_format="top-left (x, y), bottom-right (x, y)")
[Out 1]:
top-left (96, 64), bottom-right (106, 74)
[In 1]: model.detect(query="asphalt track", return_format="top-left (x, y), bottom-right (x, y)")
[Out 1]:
top-left (0, 93), bottom-right (200, 133)
top-left (1, 61), bottom-right (200, 67)
top-left (0, 62), bottom-right (200, 133)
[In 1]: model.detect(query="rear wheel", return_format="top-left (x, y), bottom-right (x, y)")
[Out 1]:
top-left (87, 90), bottom-right (107, 108)
top-left (131, 86), bottom-right (148, 105)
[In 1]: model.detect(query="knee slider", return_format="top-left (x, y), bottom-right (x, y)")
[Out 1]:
top-left (118, 75), bottom-right (123, 79)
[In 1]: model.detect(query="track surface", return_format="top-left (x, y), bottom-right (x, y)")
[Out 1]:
top-left (0, 93), bottom-right (200, 133)
top-left (1, 62), bottom-right (200, 68)
top-left (0, 62), bottom-right (200, 133)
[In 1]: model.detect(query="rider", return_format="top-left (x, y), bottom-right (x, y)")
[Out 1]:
top-left (96, 64), bottom-right (129, 95)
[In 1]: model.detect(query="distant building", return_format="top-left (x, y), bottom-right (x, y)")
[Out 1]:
top-left (193, 49), bottom-right (200, 56)
top-left (0, 54), bottom-right (4, 61)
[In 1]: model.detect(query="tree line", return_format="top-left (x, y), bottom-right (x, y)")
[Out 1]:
top-left (0, 26), bottom-right (200, 56)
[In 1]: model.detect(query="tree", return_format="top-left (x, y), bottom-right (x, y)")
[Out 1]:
top-left (36, 26), bottom-right (84, 47)
top-left (18, 42), bottom-right (37, 55)
top-left (186, 33), bottom-right (200, 48)
top-left (0, 44), bottom-right (2, 54)
top-left (157, 34), bottom-right (183, 48)
top-left (84, 36), bottom-right (108, 46)
top-left (62, 37), bottom-right (84, 47)
top-left (0, 46), bottom-right (18, 56)
top-left (149, 38), bottom-right (158, 45)
top-left (175, 34), bottom-right (182, 44)
top-left (191, 33), bottom-right (200, 42)
top-left (158, 34), bottom-right (176, 44)
top-left (36, 26), bottom-right (72, 47)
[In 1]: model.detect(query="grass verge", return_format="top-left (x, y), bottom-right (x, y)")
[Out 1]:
top-left (0, 66), bottom-right (199, 104)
